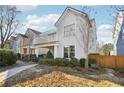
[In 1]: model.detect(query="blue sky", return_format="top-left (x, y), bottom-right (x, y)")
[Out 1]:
top-left (15, 5), bottom-right (120, 44)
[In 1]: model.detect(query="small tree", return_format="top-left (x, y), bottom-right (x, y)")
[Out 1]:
top-left (46, 50), bottom-right (54, 58)
top-left (0, 6), bottom-right (20, 48)
top-left (102, 43), bottom-right (113, 55)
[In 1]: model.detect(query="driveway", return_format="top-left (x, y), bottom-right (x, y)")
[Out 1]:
top-left (0, 64), bottom-right (37, 82)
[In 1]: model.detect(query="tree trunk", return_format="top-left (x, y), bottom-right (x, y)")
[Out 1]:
top-left (85, 55), bottom-right (89, 68)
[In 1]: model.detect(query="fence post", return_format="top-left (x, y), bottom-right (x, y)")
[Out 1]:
top-left (115, 56), bottom-right (117, 68)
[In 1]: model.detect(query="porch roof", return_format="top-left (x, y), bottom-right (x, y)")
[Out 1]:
top-left (34, 41), bottom-right (59, 48)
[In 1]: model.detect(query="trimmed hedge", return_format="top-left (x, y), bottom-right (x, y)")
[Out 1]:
top-left (39, 58), bottom-right (54, 65)
top-left (0, 49), bottom-right (17, 66)
top-left (69, 58), bottom-right (80, 67)
top-left (39, 58), bottom-right (70, 66)
top-left (39, 58), bottom-right (83, 67)
top-left (21, 54), bottom-right (38, 62)
top-left (54, 58), bottom-right (69, 66)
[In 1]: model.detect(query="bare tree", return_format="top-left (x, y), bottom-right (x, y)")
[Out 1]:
top-left (77, 6), bottom-right (97, 68)
top-left (0, 6), bottom-right (20, 48)
top-left (78, 5), bottom-right (124, 68)
top-left (111, 5), bottom-right (124, 12)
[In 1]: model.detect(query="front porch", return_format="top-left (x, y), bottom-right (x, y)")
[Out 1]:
top-left (20, 46), bottom-right (36, 55)
top-left (35, 41), bottom-right (59, 58)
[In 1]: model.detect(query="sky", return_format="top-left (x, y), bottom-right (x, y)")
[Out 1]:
top-left (15, 5), bottom-right (121, 44)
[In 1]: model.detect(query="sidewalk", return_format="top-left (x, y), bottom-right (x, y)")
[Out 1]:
top-left (0, 64), bottom-right (37, 82)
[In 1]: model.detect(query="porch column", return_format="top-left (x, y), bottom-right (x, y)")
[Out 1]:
top-left (54, 45), bottom-right (58, 58)
top-left (35, 47), bottom-right (39, 57)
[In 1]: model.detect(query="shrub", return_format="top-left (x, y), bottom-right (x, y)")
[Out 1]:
top-left (80, 58), bottom-right (85, 67)
top-left (69, 58), bottom-right (80, 67)
top-left (21, 54), bottom-right (38, 62)
top-left (46, 50), bottom-right (54, 58)
top-left (39, 59), bottom-right (46, 65)
top-left (21, 54), bottom-right (30, 62)
top-left (39, 58), bottom-right (70, 66)
top-left (39, 58), bottom-right (54, 65)
top-left (88, 53), bottom-right (99, 65)
top-left (88, 53), bottom-right (100, 56)
top-left (30, 54), bottom-right (38, 62)
top-left (16, 53), bottom-right (21, 60)
top-left (38, 54), bottom-right (45, 59)
top-left (54, 58), bottom-right (69, 66)
top-left (0, 49), bottom-right (17, 66)
top-left (89, 59), bottom-right (96, 64)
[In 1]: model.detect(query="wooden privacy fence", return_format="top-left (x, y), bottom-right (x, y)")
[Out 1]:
top-left (89, 55), bottom-right (124, 69)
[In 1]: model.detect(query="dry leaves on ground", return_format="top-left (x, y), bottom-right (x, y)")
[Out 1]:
top-left (14, 71), bottom-right (121, 87)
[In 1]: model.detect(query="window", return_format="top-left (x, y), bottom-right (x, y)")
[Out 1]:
top-left (64, 47), bottom-right (68, 58)
top-left (64, 45), bottom-right (75, 58)
top-left (64, 24), bottom-right (75, 37)
top-left (70, 46), bottom-right (75, 58)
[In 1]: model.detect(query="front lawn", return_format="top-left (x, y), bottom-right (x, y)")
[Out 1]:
top-left (1, 65), bottom-right (122, 87)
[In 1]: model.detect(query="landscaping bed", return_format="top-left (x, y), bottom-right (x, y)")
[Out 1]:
top-left (13, 71), bottom-right (121, 87)
top-left (0, 65), bottom-right (122, 87)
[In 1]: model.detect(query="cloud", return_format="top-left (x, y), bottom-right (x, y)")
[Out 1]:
top-left (98, 24), bottom-right (113, 31)
top-left (24, 14), bottom-right (60, 32)
top-left (15, 5), bottom-right (37, 11)
top-left (97, 24), bottom-right (114, 44)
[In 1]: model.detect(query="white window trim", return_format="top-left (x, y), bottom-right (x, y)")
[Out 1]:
top-left (64, 45), bottom-right (75, 58)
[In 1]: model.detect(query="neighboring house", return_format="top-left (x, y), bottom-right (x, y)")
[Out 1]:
top-left (113, 11), bottom-right (124, 55)
top-left (3, 40), bottom-right (11, 49)
top-left (14, 28), bottom-right (41, 55)
top-left (10, 6), bottom-right (97, 59)
top-left (10, 36), bottom-right (18, 52)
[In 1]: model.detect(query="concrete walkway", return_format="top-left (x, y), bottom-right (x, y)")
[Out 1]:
top-left (0, 64), bottom-right (37, 82)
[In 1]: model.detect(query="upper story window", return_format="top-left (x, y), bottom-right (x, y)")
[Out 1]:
top-left (64, 24), bottom-right (75, 37)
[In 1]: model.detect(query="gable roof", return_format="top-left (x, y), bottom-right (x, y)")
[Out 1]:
top-left (55, 6), bottom-right (88, 26)
top-left (10, 36), bottom-right (17, 40)
top-left (17, 33), bottom-right (28, 38)
top-left (27, 28), bottom-right (42, 35)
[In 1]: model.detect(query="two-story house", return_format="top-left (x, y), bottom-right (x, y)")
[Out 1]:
top-left (33, 7), bottom-right (97, 59)
top-left (10, 6), bottom-right (97, 59)
top-left (14, 28), bottom-right (41, 55)
top-left (113, 11), bottom-right (124, 55)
